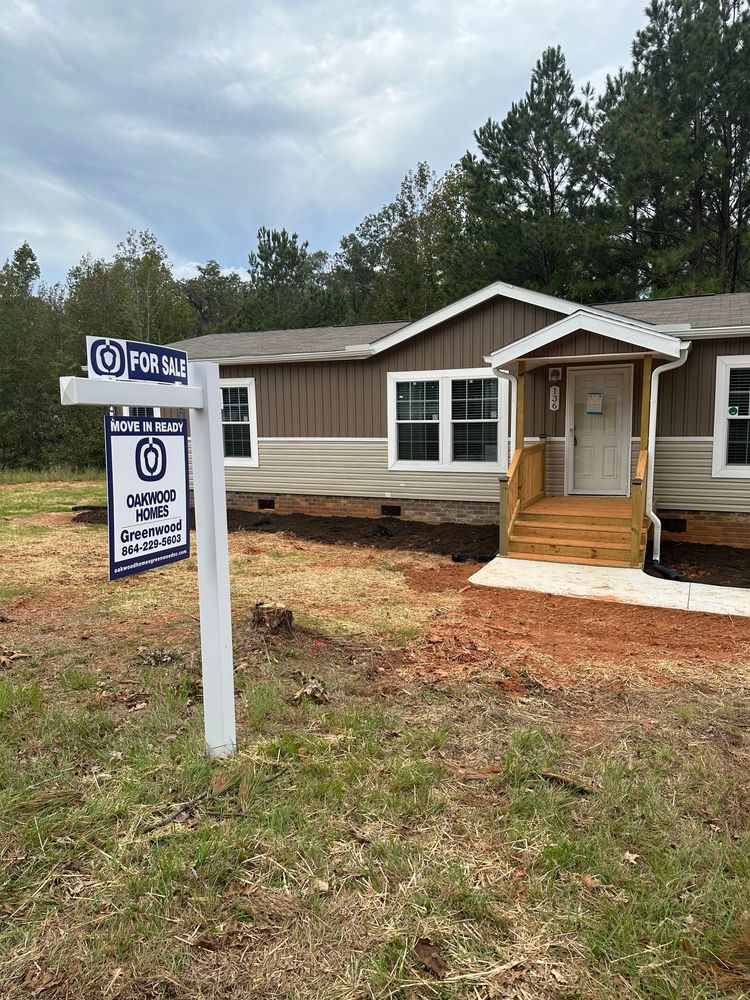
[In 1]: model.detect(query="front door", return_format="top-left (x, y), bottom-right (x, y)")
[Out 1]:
top-left (566, 366), bottom-right (632, 496)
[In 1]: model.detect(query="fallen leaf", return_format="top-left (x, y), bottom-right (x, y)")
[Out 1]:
top-left (0, 649), bottom-right (30, 668)
top-left (622, 851), bottom-right (640, 865)
top-left (581, 874), bottom-right (603, 889)
top-left (450, 763), bottom-right (507, 780)
top-left (22, 965), bottom-right (65, 996)
top-left (414, 938), bottom-right (449, 979)
top-left (187, 932), bottom-right (219, 951)
top-left (311, 878), bottom-right (329, 894)
top-left (539, 770), bottom-right (592, 794)
top-left (349, 827), bottom-right (372, 844)
top-left (291, 676), bottom-right (330, 704)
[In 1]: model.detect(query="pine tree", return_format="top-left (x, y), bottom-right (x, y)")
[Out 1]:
top-left (461, 46), bottom-right (600, 298)
top-left (602, 0), bottom-right (750, 294)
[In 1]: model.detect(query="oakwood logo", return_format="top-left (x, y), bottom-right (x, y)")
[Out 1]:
top-left (135, 437), bottom-right (167, 482)
top-left (90, 338), bottom-right (127, 378)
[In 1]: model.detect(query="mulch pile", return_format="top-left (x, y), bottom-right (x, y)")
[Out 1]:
top-left (73, 507), bottom-right (498, 559)
top-left (659, 540), bottom-right (750, 589)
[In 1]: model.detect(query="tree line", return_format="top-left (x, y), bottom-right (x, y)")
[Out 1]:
top-left (1, 0), bottom-right (748, 469)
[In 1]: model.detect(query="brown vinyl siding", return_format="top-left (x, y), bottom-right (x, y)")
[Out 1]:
top-left (217, 295), bottom-right (749, 445)
top-left (221, 297), bottom-right (563, 438)
top-left (525, 336), bottom-right (750, 439)
top-left (656, 336), bottom-right (749, 436)
top-left (525, 329), bottom-right (644, 357)
top-left (526, 360), bottom-right (644, 438)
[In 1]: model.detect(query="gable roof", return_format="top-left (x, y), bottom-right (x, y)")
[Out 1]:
top-left (601, 292), bottom-right (750, 328)
top-left (172, 281), bottom-right (750, 365)
top-left (173, 322), bottom-right (410, 362)
top-left (487, 310), bottom-right (685, 369)
top-left (172, 281), bottom-right (604, 364)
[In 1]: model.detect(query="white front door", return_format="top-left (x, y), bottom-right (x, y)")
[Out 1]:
top-left (566, 366), bottom-right (632, 496)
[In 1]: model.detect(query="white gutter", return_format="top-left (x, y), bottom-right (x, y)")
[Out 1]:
top-left (490, 367), bottom-right (517, 472)
top-left (646, 342), bottom-right (692, 563)
top-left (183, 348), bottom-right (375, 365)
top-left (671, 325), bottom-right (750, 340)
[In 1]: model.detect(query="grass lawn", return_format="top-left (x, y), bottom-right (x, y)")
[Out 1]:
top-left (1, 482), bottom-right (750, 999)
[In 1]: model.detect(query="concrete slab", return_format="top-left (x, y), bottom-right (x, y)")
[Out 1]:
top-left (469, 557), bottom-right (750, 618)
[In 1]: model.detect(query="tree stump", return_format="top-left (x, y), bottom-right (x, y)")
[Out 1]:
top-left (251, 601), bottom-right (293, 637)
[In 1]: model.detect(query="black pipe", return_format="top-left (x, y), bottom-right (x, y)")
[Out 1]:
top-left (649, 560), bottom-right (681, 581)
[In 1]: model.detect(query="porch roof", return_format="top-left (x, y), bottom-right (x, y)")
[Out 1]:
top-left (485, 310), bottom-right (688, 371)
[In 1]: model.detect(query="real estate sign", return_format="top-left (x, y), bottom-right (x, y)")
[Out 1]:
top-left (104, 413), bottom-right (190, 580)
top-left (87, 336), bottom-right (189, 385)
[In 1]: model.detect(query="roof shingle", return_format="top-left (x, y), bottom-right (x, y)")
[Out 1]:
top-left (172, 321), bottom-right (409, 360)
top-left (599, 292), bottom-right (750, 328)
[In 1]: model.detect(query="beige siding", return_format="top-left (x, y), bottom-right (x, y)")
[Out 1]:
top-left (220, 439), bottom-right (502, 503)
top-left (540, 438), bottom-right (750, 512)
top-left (192, 435), bottom-right (750, 513)
top-left (541, 439), bottom-right (566, 496)
top-left (653, 439), bottom-right (750, 512)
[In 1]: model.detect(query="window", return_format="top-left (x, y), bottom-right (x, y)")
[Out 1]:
top-left (451, 378), bottom-right (498, 462)
top-left (388, 369), bottom-right (507, 472)
top-left (712, 356), bottom-right (750, 478)
top-left (220, 377), bottom-right (259, 467)
top-left (123, 406), bottom-right (160, 417)
top-left (396, 380), bottom-right (440, 461)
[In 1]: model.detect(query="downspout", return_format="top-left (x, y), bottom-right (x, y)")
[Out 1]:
top-left (647, 342), bottom-right (691, 568)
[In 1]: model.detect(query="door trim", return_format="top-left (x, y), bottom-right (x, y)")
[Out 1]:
top-left (564, 364), bottom-right (634, 497)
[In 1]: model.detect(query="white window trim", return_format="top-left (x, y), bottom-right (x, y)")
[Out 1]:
top-left (123, 406), bottom-right (161, 417)
top-left (712, 355), bottom-right (750, 479)
top-left (387, 368), bottom-right (509, 473)
top-left (220, 376), bottom-right (259, 468)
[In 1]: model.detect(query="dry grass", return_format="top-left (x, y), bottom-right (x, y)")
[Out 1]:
top-left (2, 483), bottom-right (750, 999)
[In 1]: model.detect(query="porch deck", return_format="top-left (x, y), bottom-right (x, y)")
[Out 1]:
top-left (505, 495), bottom-right (649, 568)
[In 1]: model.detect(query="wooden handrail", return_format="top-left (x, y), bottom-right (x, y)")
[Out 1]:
top-left (499, 440), bottom-right (546, 555)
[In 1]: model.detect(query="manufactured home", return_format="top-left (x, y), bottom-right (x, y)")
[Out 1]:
top-left (173, 283), bottom-right (750, 567)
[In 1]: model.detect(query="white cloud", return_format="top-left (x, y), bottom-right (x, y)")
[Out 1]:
top-left (0, 0), bottom-right (649, 282)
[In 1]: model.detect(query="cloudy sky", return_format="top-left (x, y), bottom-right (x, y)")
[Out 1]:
top-left (1, 0), bottom-right (647, 284)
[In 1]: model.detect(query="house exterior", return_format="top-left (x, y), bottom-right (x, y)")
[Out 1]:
top-left (172, 282), bottom-right (750, 563)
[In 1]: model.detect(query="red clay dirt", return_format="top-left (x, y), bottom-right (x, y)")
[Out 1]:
top-left (402, 563), bottom-right (750, 689)
top-left (67, 507), bottom-right (750, 690)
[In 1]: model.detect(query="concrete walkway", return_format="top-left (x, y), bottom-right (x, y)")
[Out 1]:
top-left (470, 557), bottom-right (750, 618)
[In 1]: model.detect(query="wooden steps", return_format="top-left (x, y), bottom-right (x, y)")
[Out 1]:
top-left (505, 551), bottom-right (632, 568)
top-left (507, 497), bottom-right (649, 568)
top-left (511, 520), bottom-right (632, 542)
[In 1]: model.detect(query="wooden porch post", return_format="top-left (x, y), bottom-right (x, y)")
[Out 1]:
top-left (640, 354), bottom-right (653, 450)
top-left (498, 475), bottom-right (509, 556)
top-left (516, 361), bottom-right (525, 451)
top-left (630, 355), bottom-right (653, 567)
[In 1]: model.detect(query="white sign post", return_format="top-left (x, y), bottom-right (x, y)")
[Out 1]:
top-left (60, 348), bottom-right (236, 757)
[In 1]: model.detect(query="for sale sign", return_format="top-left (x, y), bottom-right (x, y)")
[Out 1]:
top-left (87, 336), bottom-right (189, 386)
top-left (104, 414), bottom-right (190, 580)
